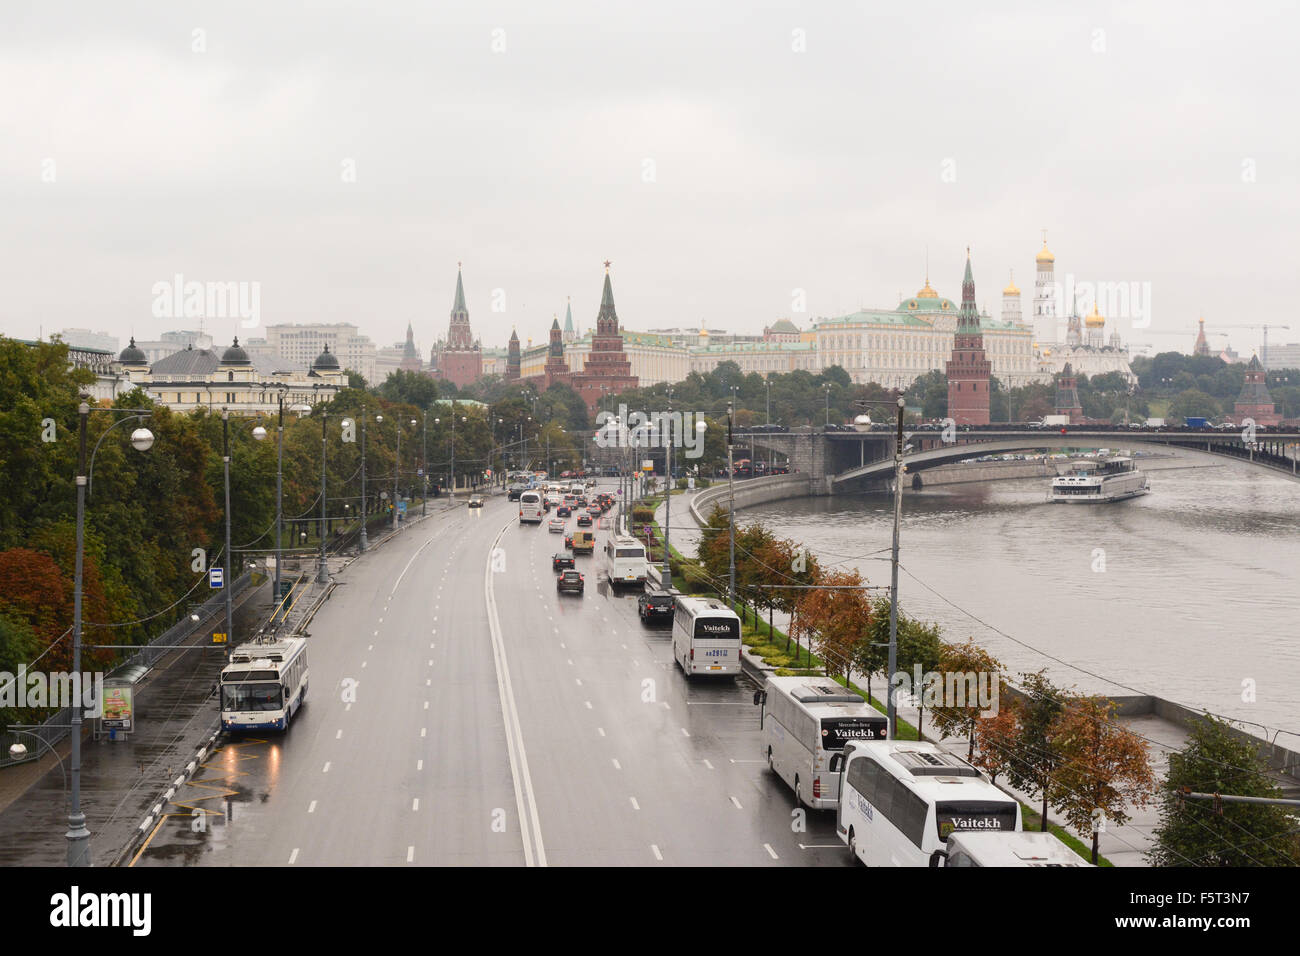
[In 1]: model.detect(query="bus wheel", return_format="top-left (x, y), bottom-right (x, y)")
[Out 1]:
top-left (766, 746), bottom-right (773, 771)
top-left (847, 828), bottom-right (860, 865)
top-left (794, 777), bottom-right (802, 807)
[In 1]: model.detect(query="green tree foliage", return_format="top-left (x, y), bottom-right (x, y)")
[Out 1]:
top-left (1006, 670), bottom-right (1071, 830)
top-left (1167, 389), bottom-right (1222, 422)
top-left (375, 370), bottom-right (440, 410)
top-left (1148, 715), bottom-right (1300, 867)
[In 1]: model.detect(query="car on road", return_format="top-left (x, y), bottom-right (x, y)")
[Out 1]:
top-left (556, 569), bottom-right (585, 594)
top-left (548, 517), bottom-right (566, 533)
top-left (556, 505), bottom-right (571, 517)
top-left (576, 513), bottom-right (592, 527)
top-left (569, 530), bottom-right (596, 554)
top-left (638, 590), bottom-right (674, 623)
top-left (507, 484), bottom-right (526, 501)
top-left (467, 495), bottom-right (484, 508)
top-left (552, 551), bottom-right (575, 572)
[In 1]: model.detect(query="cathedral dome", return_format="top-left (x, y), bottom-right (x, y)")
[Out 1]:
top-left (312, 345), bottom-right (341, 370)
top-left (1036, 241), bottom-right (1055, 264)
top-left (220, 337), bottom-right (252, 366)
top-left (916, 279), bottom-right (939, 299)
top-left (1085, 303), bottom-right (1105, 328)
top-left (119, 336), bottom-right (147, 365)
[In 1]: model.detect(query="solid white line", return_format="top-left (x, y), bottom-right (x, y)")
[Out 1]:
top-left (764, 843), bottom-right (779, 859)
top-left (307, 801), bottom-right (317, 813)
top-left (730, 796), bottom-right (743, 809)
top-left (651, 844), bottom-right (663, 861)
top-left (389, 534), bottom-right (440, 600)
top-left (485, 519), bottom-right (548, 867)
top-left (289, 848), bottom-right (299, 864)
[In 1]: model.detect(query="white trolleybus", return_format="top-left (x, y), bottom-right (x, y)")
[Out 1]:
top-left (672, 597), bottom-right (741, 677)
top-left (762, 677), bottom-right (888, 809)
top-left (518, 490), bottom-right (545, 524)
top-left (603, 535), bottom-right (648, 588)
top-left (837, 739), bottom-right (1021, 866)
top-left (219, 637), bottom-right (309, 732)
top-left (930, 830), bottom-right (1091, 867)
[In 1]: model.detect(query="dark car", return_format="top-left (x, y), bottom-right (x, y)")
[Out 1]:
top-left (507, 484), bottom-right (526, 501)
top-left (552, 551), bottom-right (575, 572)
top-left (556, 569), bottom-right (584, 594)
top-left (576, 513), bottom-right (592, 527)
top-left (467, 495), bottom-right (484, 508)
top-left (556, 505), bottom-right (571, 517)
top-left (638, 590), bottom-right (674, 623)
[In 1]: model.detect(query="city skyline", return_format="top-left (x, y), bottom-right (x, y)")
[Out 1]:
top-left (2, 3), bottom-right (1295, 360)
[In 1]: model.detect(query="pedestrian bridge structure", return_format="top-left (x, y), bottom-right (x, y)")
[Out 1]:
top-left (730, 426), bottom-right (1300, 492)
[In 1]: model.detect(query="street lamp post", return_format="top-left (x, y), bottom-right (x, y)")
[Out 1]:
top-left (449, 402), bottom-right (457, 499)
top-left (317, 404), bottom-right (329, 584)
top-left (824, 382), bottom-right (832, 427)
top-left (360, 413), bottom-right (369, 551)
top-left (393, 417), bottom-right (401, 532)
top-left (71, 399), bottom-right (154, 866)
top-left (421, 411), bottom-right (428, 516)
top-left (765, 378), bottom-right (773, 474)
top-left (727, 401), bottom-right (736, 607)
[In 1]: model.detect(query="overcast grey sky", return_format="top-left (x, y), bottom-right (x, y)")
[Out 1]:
top-left (2, 1), bottom-right (1295, 358)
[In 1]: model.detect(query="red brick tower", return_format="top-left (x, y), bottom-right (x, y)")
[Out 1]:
top-left (574, 261), bottom-right (637, 412)
top-left (505, 328), bottom-right (520, 382)
top-left (1233, 355), bottom-right (1281, 425)
top-left (945, 250), bottom-right (991, 425)
top-left (1055, 362), bottom-right (1084, 423)
top-left (437, 263), bottom-right (483, 388)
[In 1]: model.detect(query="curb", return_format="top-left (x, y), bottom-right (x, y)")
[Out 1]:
top-left (114, 725), bottom-right (220, 867)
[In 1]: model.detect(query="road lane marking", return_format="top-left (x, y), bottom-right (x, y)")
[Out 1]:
top-left (289, 848), bottom-right (299, 864)
top-left (798, 844), bottom-right (842, 849)
top-left (407, 846), bottom-right (415, 863)
top-left (417, 759), bottom-right (423, 770)
top-left (308, 801), bottom-right (317, 813)
top-left (486, 518), bottom-right (548, 867)
top-left (764, 843), bottom-right (779, 859)
top-left (681, 728), bottom-right (690, 737)
top-left (584, 701), bottom-right (592, 709)
top-left (730, 796), bottom-right (743, 809)
top-left (630, 797), bottom-right (640, 810)
top-left (322, 762), bottom-right (331, 773)
top-left (412, 798), bottom-right (419, 811)
top-left (420, 728), bottom-right (427, 737)
top-left (368, 644), bottom-right (373, 651)
top-left (424, 701), bottom-right (429, 710)
top-left (575, 678), bottom-right (583, 686)
top-left (597, 727), bottom-right (605, 736)
top-left (651, 845), bottom-right (663, 861)
top-left (612, 759), bottom-right (621, 770)
top-left (335, 729), bottom-right (342, 739)
top-left (703, 759), bottom-right (714, 770)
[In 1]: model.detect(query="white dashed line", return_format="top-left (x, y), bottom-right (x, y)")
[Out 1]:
top-left (289, 848), bottom-right (299, 864)
top-left (630, 797), bottom-right (640, 810)
top-left (730, 796), bottom-right (743, 810)
top-left (597, 727), bottom-right (605, 736)
top-left (612, 759), bottom-right (621, 770)
top-left (702, 759), bottom-right (714, 770)
top-left (322, 762), bottom-right (331, 773)
top-left (651, 845), bottom-right (663, 861)
top-left (335, 729), bottom-right (342, 739)
top-left (308, 801), bottom-right (317, 813)
top-left (412, 798), bottom-right (420, 811)
top-left (420, 728), bottom-right (427, 738)
top-left (764, 843), bottom-right (779, 860)
top-left (584, 701), bottom-right (592, 710)
top-left (417, 759), bottom-right (423, 770)
top-left (407, 846), bottom-right (415, 863)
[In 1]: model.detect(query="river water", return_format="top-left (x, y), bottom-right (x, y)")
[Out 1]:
top-left (733, 461), bottom-right (1300, 738)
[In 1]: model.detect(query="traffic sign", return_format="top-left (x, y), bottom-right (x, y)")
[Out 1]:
top-left (212, 632), bottom-right (227, 645)
top-left (209, 568), bottom-right (224, 588)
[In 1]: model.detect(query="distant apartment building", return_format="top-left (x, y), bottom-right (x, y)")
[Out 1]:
top-left (56, 328), bottom-right (119, 354)
top-left (134, 329), bottom-right (214, 364)
top-left (1264, 342), bottom-right (1300, 371)
top-left (261, 323), bottom-right (377, 382)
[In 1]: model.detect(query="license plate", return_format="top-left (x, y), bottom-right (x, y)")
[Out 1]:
top-left (708, 665), bottom-right (722, 671)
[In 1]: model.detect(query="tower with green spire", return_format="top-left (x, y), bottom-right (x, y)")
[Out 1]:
top-left (572, 260), bottom-right (637, 412)
top-left (945, 250), bottom-right (991, 425)
top-left (437, 262), bottom-right (483, 388)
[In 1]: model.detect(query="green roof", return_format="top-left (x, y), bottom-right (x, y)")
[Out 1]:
top-left (688, 341), bottom-right (813, 354)
top-left (816, 309), bottom-right (936, 328)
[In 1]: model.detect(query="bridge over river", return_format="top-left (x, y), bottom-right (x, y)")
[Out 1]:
top-left (730, 425), bottom-right (1300, 493)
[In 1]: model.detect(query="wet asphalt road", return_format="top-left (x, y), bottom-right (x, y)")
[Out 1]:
top-left (131, 483), bottom-right (850, 867)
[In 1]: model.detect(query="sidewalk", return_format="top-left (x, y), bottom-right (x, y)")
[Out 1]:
top-left (652, 496), bottom-right (1176, 867)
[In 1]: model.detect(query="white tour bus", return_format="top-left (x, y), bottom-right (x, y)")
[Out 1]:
top-left (930, 830), bottom-right (1091, 867)
top-left (763, 677), bottom-right (888, 809)
top-left (220, 637), bottom-right (309, 732)
top-left (837, 739), bottom-right (1021, 866)
top-left (603, 535), bottom-right (648, 587)
top-left (518, 490), bottom-right (544, 524)
top-left (672, 597), bottom-right (741, 677)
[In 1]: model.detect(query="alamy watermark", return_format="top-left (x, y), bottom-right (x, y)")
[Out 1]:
top-left (890, 665), bottom-right (999, 717)
top-left (1045, 275), bottom-right (1153, 329)
top-left (151, 274), bottom-right (261, 329)
top-left (0, 668), bottom-right (105, 717)
top-left (594, 404), bottom-right (705, 459)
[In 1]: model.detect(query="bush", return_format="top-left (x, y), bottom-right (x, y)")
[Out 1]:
top-left (632, 506), bottom-right (655, 524)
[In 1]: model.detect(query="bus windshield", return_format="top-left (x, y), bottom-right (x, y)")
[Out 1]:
top-left (222, 682), bottom-right (283, 712)
top-left (935, 801), bottom-right (1018, 842)
top-left (694, 618), bottom-right (739, 640)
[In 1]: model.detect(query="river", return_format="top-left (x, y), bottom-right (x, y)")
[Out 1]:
top-left (719, 461), bottom-right (1300, 737)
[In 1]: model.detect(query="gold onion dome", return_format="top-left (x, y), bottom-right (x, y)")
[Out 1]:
top-left (1086, 302), bottom-right (1105, 328)
top-left (1003, 271), bottom-right (1020, 296)
top-left (1036, 241), bottom-right (1055, 263)
top-left (916, 278), bottom-right (939, 298)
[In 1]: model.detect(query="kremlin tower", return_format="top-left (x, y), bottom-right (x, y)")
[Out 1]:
top-left (945, 251), bottom-right (992, 426)
top-left (432, 264), bottom-right (483, 389)
top-left (1032, 232), bottom-right (1057, 345)
top-left (1001, 271), bottom-right (1023, 327)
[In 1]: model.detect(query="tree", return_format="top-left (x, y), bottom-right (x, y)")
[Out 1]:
top-left (1148, 715), bottom-right (1300, 867)
top-left (929, 640), bottom-right (1005, 760)
top-left (792, 567), bottom-right (872, 680)
top-left (972, 698), bottom-right (1021, 785)
top-left (894, 612), bottom-right (943, 739)
top-left (1167, 389), bottom-right (1221, 423)
top-left (1007, 670), bottom-right (1070, 831)
top-left (1050, 695), bottom-right (1155, 864)
top-left (375, 370), bottom-right (439, 410)
top-left (345, 368), bottom-right (368, 390)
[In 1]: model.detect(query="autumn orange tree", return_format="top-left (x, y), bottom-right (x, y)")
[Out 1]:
top-left (1050, 695), bottom-right (1155, 864)
top-left (792, 567), bottom-right (872, 680)
top-left (1006, 670), bottom-right (1072, 831)
top-left (972, 699), bottom-right (1021, 785)
top-left (929, 639), bottom-right (1006, 760)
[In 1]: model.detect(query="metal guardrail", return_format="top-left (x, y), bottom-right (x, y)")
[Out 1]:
top-left (0, 570), bottom-right (253, 769)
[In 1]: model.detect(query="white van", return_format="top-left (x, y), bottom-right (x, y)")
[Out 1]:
top-left (603, 536), bottom-right (647, 587)
top-left (518, 491), bottom-right (544, 524)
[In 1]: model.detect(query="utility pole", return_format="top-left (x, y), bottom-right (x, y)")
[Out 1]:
top-left (274, 391), bottom-right (285, 601)
top-left (727, 400), bottom-right (736, 608)
top-left (662, 388), bottom-right (673, 590)
top-left (222, 408), bottom-right (233, 659)
top-left (317, 405), bottom-right (329, 584)
top-left (886, 394), bottom-right (904, 738)
top-left (393, 417), bottom-right (400, 532)
top-left (360, 412), bottom-right (369, 552)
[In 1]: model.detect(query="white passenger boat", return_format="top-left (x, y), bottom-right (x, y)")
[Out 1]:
top-left (1049, 456), bottom-right (1149, 503)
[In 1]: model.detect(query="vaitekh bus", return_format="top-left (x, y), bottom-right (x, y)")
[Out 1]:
top-left (930, 830), bottom-right (1091, 867)
top-left (672, 597), bottom-right (741, 677)
top-left (518, 490), bottom-right (544, 524)
top-left (762, 677), bottom-right (887, 809)
top-left (836, 740), bottom-right (1021, 866)
top-left (219, 637), bottom-right (309, 731)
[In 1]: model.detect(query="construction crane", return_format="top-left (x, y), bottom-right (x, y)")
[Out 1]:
top-left (1216, 324), bottom-right (1291, 366)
